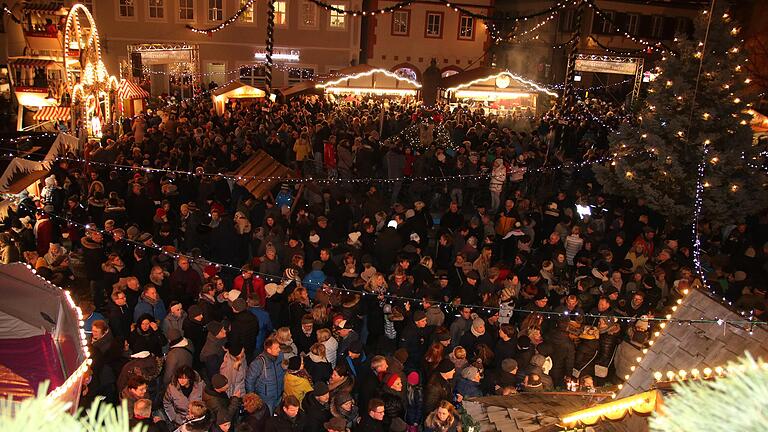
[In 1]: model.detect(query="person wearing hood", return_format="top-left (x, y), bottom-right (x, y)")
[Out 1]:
top-left (246, 336), bottom-right (286, 414)
top-left (525, 354), bottom-right (554, 391)
top-left (330, 391), bottom-right (360, 430)
top-left (128, 313), bottom-right (167, 357)
top-left (163, 365), bottom-right (204, 428)
top-left (162, 328), bottom-right (193, 386)
top-left (202, 374), bottom-right (241, 427)
top-left (134, 285), bottom-right (167, 323)
top-left (200, 320), bottom-right (227, 380)
top-left (162, 301), bottom-right (187, 337)
top-left (219, 342), bottom-right (246, 397)
top-left (302, 382), bottom-right (333, 432)
top-left (454, 366), bottom-right (483, 398)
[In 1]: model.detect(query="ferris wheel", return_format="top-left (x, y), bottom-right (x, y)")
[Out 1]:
top-left (62, 3), bottom-right (118, 136)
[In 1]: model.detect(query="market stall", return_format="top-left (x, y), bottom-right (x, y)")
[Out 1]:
top-left (315, 64), bottom-right (421, 98)
top-left (211, 81), bottom-right (266, 115)
top-left (117, 79), bottom-right (150, 117)
top-left (440, 67), bottom-right (557, 115)
top-left (8, 58), bottom-right (65, 131)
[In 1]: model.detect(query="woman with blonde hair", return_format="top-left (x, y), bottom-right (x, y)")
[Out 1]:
top-left (425, 400), bottom-right (462, 432)
top-left (241, 393), bottom-right (269, 431)
top-left (304, 342), bottom-right (332, 383)
top-left (312, 303), bottom-right (330, 329)
top-left (275, 327), bottom-right (298, 363)
top-left (288, 286), bottom-right (311, 324)
top-left (316, 328), bottom-right (338, 367)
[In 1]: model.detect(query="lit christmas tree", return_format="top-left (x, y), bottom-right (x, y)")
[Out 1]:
top-left (593, 5), bottom-right (768, 226)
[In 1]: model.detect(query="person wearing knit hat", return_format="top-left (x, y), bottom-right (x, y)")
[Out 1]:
top-left (423, 359), bottom-right (456, 416)
top-left (211, 373), bottom-right (228, 390)
top-left (456, 365), bottom-right (483, 397)
top-left (207, 321), bottom-right (224, 337)
top-left (436, 359), bottom-right (455, 376)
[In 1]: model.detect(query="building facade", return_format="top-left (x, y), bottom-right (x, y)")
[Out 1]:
top-left (2, 0), bottom-right (364, 95)
top-left (363, 0), bottom-right (493, 82)
top-left (493, 0), bottom-right (704, 88)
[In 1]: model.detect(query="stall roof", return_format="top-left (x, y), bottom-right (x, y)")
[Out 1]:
top-left (9, 58), bottom-right (57, 68)
top-left (280, 81), bottom-right (319, 98)
top-left (118, 80), bottom-right (150, 100)
top-left (440, 67), bottom-right (558, 97)
top-left (22, 2), bottom-right (66, 14)
top-left (32, 106), bottom-right (71, 122)
top-left (315, 64), bottom-right (421, 93)
top-left (212, 81), bottom-right (266, 98)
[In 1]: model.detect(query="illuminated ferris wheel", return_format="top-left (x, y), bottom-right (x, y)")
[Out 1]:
top-left (63, 3), bottom-right (118, 137)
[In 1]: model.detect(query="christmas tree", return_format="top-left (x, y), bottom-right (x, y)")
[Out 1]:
top-left (593, 5), bottom-right (768, 226)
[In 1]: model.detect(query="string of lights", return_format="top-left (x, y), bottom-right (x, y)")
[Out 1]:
top-left (584, 0), bottom-right (675, 55)
top-left (138, 61), bottom-right (333, 79)
top-left (548, 78), bottom-right (632, 91)
top-left (435, 0), bottom-right (569, 23)
top-left (588, 35), bottom-right (648, 56)
top-left (2, 3), bottom-right (21, 24)
top-left (11, 204), bottom-right (767, 327)
top-left (307, 0), bottom-right (414, 16)
top-left (187, 0), bottom-right (256, 34)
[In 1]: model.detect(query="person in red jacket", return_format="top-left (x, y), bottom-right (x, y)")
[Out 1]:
top-left (324, 135), bottom-right (338, 177)
top-left (232, 264), bottom-right (266, 306)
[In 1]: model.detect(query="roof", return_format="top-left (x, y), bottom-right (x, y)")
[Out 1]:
top-left (280, 81), bottom-right (319, 98)
top-left (616, 287), bottom-right (768, 399)
top-left (9, 58), bottom-right (57, 68)
top-left (118, 80), bottom-right (150, 100)
top-left (32, 106), bottom-right (70, 121)
top-left (315, 64), bottom-right (421, 89)
top-left (464, 393), bottom-right (613, 432)
top-left (439, 67), bottom-right (558, 97)
top-left (22, 3), bottom-right (66, 14)
top-left (440, 67), bottom-right (505, 90)
top-left (232, 149), bottom-right (294, 199)
top-left (212, 81), bottom-right (265, 98)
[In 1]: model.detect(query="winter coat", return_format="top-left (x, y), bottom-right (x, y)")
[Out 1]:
top-left (182, 318), bottom-right (207, 366)
top-left (162, 339), bottom-right (194, 386)
top-left (229, 310), bottom-right (261, 362)
top-left (163, 376), bottom-right (204, 426)
top-left (133, 295), bottom-right (167, 323)
top-left (200, 332), bottom-right (226, 380)
top-left (356, 415), bottom-right (385, 432)
top-left (202, 385), bottom-right (241, 425)
top-left (284, 371), bottom-right (313, 404)
top-left (301, 391), bottom-right (333, 432)
top-left (219, 353), bottom-right (247, 397)
top-left (105, 300), bottom-right (131, 340)
top-left (302, 269), bottom-right (327, 299)
top-left (305, 352), bottom-right (332, 384)
top-left (424, 410), bottom-right (460, 432)
top-left (265, 408), bottom-right (306, 432)
top-left (128, 318), bottom-right (167, 357)
top-left (455, 377), bottom-right (483, 398)
top-left (380, 386), bottom-right (406, 430)
top-left (246, 351), bottom-right (285, 413)
top-left (423, 374), bottom-right (453, 418)
top-left (248, 306), bottom-right (274, 356)
top-left (162, 311), bottom-right (187, 338)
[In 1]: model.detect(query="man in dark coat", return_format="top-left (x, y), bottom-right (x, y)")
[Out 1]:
top-left (105, 290), bottom-right (131, 341)
top-left (202, 374), bottom-right (241, 425)
top-left (302, 383), bottom-right (333, 432)
top-left (398, 311), bottom-right (432, 372)
top-left (355, 398), bottom-right (385, 432)
top-left (168, 256), bottom-right (202, 308)
top-left (182, 305), bottom-right (207, 369)
top-left (422, 359), bottom-right (455, 418)
top-left (265, 396), bottom-right (306, 432)
top-left (541, 319), bottom-right (576, 388)
top-left (228, 298), bottom-right (260, 362)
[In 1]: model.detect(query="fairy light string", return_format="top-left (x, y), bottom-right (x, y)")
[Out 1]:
top-left (13, 204), bottom-right (768, 328)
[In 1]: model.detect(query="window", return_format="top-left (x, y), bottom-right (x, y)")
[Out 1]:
top-left (627, 14), bottom-right (639, 35)
top-left (288, 68), bottom-right (315, 85)
top-left (425, 12), bottom-right (443, 38)
top-left (118, 0), bottom-right (135, 18)
top-left (275, 1), bottom-right (287, 26)
top-left (148, 0), bottom-right (165, 20)
top-left (601, 11), bottom-right (614, 34)
top-left (651, 15), bottom-right (663, 39)
top-left (392, 10), bottom-right (410, 36)
top-left (239, 0), bottom-right (254, 22)
top-left (240, 66), bottom-right (266, 86)
top-left (329, 4), bottom-right (346, 29)
top-left (208, 0), bottom-right (223, 22)
top-left (300, 1), bottom-right (318, 29)
top-left (458, 14), bottom-right (474, 40)
top-left (179, 0), bottom-right (194, 21)
top-left (675, 17), bottom-right (689, 35)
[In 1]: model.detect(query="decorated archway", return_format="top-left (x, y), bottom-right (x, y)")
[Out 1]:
top-left (63, 3), bottom-right (118, 138)
top-left (391, 63), bottom-right (422, 83)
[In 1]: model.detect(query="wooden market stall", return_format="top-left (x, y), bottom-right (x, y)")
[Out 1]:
top-left (440, 67), bottom-right (558, 115)
top-left (211, 81), bottom-right (266, 115)
top-left (315, 64), bottom-right (421, 97)
top-left (118, 79), bottom-right (150, 117)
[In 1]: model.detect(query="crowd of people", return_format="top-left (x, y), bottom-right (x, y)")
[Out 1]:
top-left (2, 92), bottom-right (767, 432)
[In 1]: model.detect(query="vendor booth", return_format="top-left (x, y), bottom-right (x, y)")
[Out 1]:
top-left (118, 79), bottom-right (150, 117)
top-left (315, 64), bottom-right (421, 97)
top-left (440, 68), bottom-right (557, 115)
top-left (8, 58), bottom-right (67, 131)
top-left (0, 263), bottom-right (89, 410)
top-left (211, 81), bottom-right (266, 115)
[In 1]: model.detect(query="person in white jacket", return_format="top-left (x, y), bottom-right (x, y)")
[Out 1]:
top-left (219, 343), bottom-right (246, 397)
top-left (317, 328), bottom-right (338, 368)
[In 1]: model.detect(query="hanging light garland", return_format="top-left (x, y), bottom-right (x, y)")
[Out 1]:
top-left (307, 0), bottom-right (414, 16)
top-left (588, 35), bottom-right (648, 56)
top-left (187, 0), bottom-right (257, 34)
top-left (584, 0), bottom-right (675, 55)
top-left (2, 3), bottom-right (21, 24)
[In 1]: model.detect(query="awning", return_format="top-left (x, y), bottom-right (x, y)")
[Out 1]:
top-left (9, 58), bottom-right (56, 69)
top-left (22, 3), bottom-right (66, 14)
top-left (118, 80), bottom-right (150, 100)
top-left (32, 106), bottom-right (71, 121)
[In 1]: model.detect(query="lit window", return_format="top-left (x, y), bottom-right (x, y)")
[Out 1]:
top-left (425, 12), bottom-right (442, 38)
top-left (300, 1), bottom-right (318, 28)
top-left (288, 68), bottom-right (315, 85)
top-left (330, 4), bottom-right (346, 29)
top-left (458, 14), bottom-right (474, 40)
top-left (240, 66), bottom-right (266, 86)
top-left (148, 0), bottom-right (164, 19)
top-left (179, 0), bottom-right (194, 21)
top-left (392, 10), bottom-right (409, 36)
top-left (240, 0), bottom-right (254, 22)
top-left (118, 0), bottom-right (135, 18)
top-left (208, 0), bottom-right (223, 22)
top-left (651, 16), bottom-right (663, 39)
top-left (627, 14), bottom-right (639, 35)
top-left (275, 1), bottom-right (287, 26)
